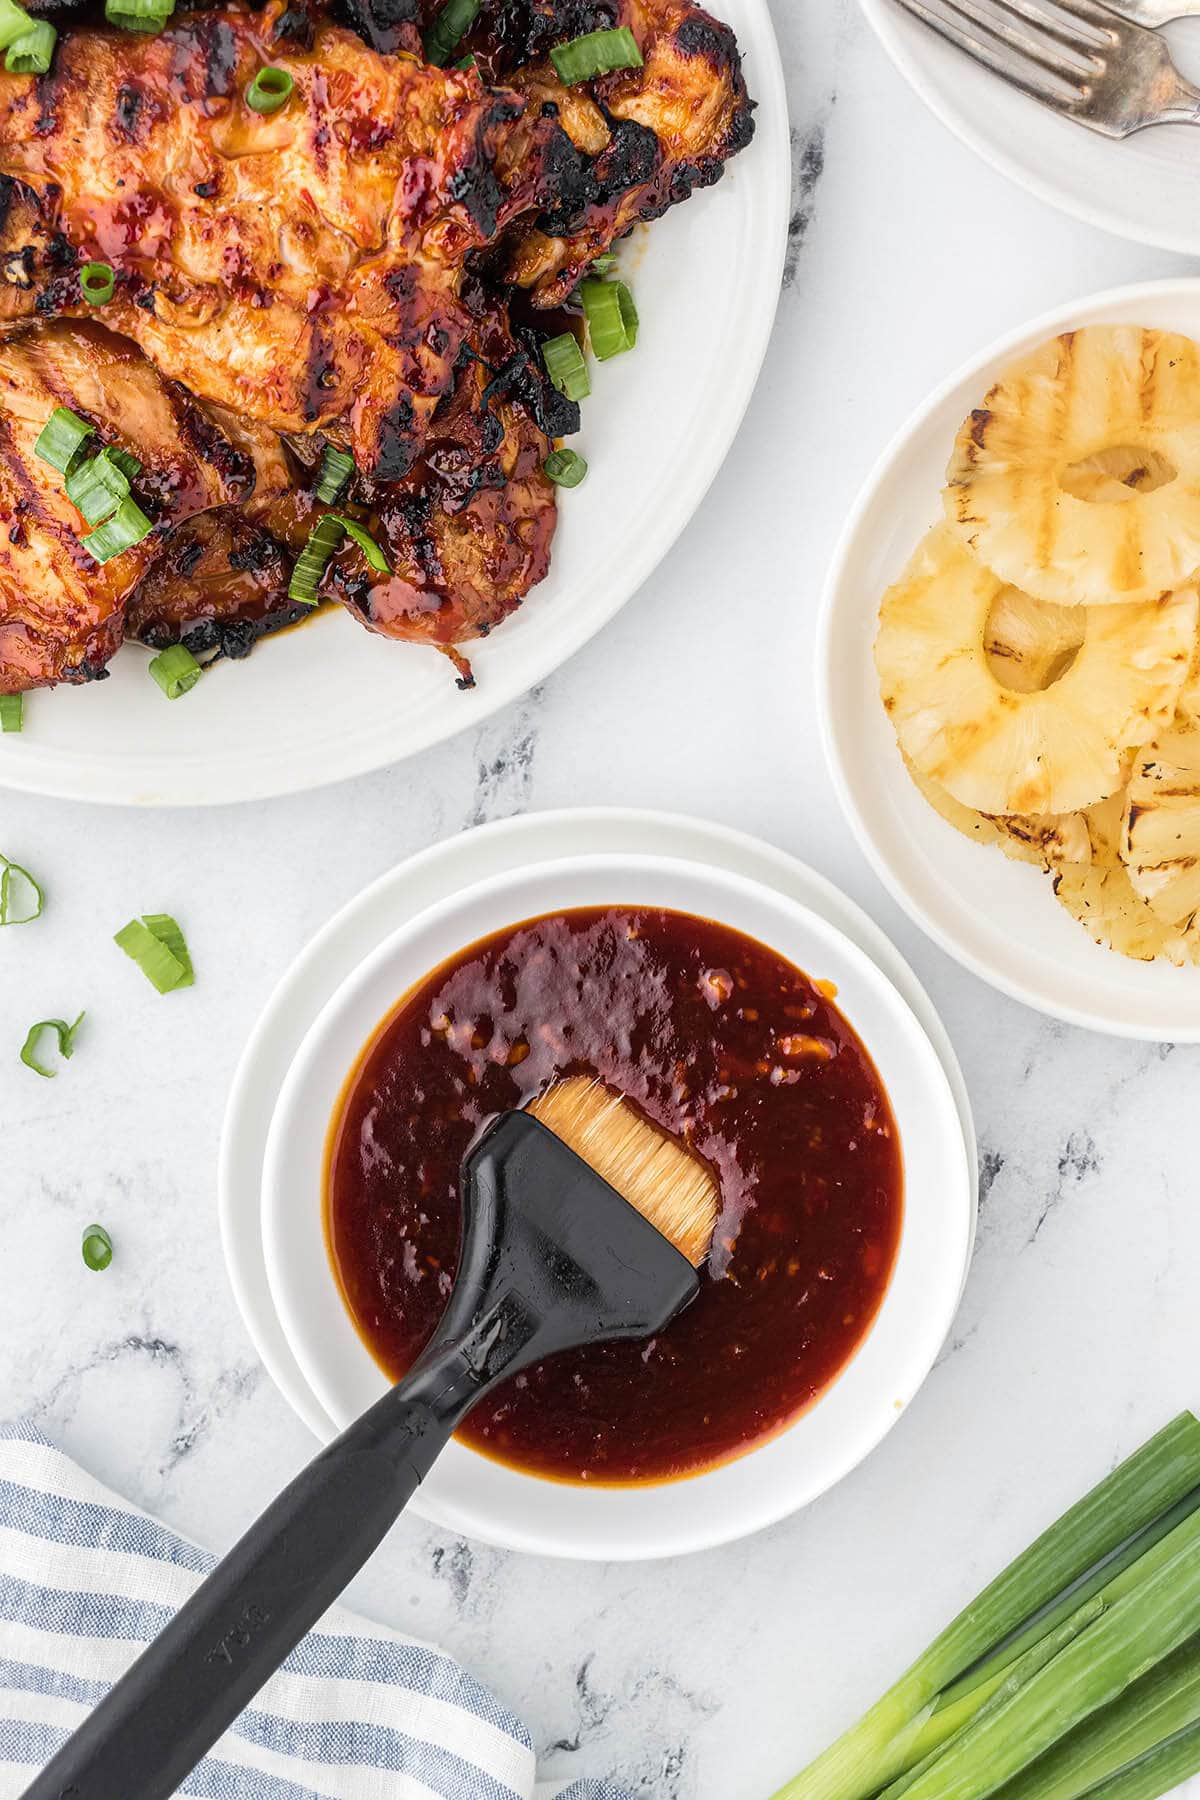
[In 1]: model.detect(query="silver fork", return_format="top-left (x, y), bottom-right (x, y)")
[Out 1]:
top-left (893, 0), bottom-right (1200, 134)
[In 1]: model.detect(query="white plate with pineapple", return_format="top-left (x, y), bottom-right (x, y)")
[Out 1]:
top-left (820, 278), bottom-right (1200, 1042)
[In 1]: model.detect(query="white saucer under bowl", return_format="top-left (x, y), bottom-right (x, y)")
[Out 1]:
top-left (820, 278), bottom-right (1200, 1045)
top-left (220, 811), bottom-right (978, 1561)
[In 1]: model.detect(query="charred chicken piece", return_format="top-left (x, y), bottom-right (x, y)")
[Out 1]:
top-left (0, 3), bottom-right (587, 476)
top-left (326, 295), bottom-right (560, 669)
top-left (125, 506), bottom-right (311, 661)
top-left (0, 319), bottom-right (258, 692)
top-left (497, 0), bottom-right (755, 305)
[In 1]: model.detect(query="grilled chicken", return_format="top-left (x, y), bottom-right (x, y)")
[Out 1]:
top-left (0, 0), bottom-right (752, 693)
top-left (472, 0), bottom-right (755, 304)
top-left (0, 3), bottom-right (585, 475)
top-left (0, 319), bottom-right (259, 690)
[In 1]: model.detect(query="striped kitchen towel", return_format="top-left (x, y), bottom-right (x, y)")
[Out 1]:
top-left (0, 1423), bottom-right (631, 1800)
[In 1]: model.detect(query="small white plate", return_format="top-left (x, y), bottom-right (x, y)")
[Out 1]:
top-left (221, 811), bottom-right (978, 1560)
top-left (0, 0), bottom-right (788, 808)
top-left (820, 276), bottom-right (1200, 1043)
top-left (860, 0), bottom-right (1200, 256)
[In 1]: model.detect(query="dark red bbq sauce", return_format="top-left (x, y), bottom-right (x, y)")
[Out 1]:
top-left (325, 907), bottom-right (904, 1485)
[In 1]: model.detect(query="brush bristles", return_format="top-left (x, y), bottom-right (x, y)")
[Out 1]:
top-left (528, 1077), bottom-right (718, 1269)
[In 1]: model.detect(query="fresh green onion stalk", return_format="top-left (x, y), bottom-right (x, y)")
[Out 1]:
top-left (772, 1416), bottom-right (1200, 1800)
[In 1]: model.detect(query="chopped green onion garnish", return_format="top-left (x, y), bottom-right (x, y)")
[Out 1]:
top-left (141, 912), bottom-right (194, 984)
top-left (246, 65), bottom-right (294, 113)
top-left (82, 496), bottom-right (154, 564)
top-left (455, 51), bottom-right (475, 70)
top-left (114, 913), bottom-right (194, 994)
top-left (0, 852), bottom-right (42, 925)
top-left (104, 0), bottom-right (173, 32)
top-left (81, 1223), bottom-right (113, 1272)
top-left (580, 277), bottom-right (638, 359)
top-left (0, 0), bottom-right (32, 52)
top-left (589, 252), bottom-right (617, 276)
top-left (333, 514), bottom-right (390, 573)
top-left (423, 0), bottom-right (479, 66)
top-left (315, 443), bottom-right (355, 505)
top-left (66, 448), bottom-right (131, 526)
top-left (550, 25), bottom-right (642, 85)
top-left (106, 446), bottom-right (142, 482)
top-left (34, 407), bottom-right (93, 475)
top-left (148, 644), bottom-right (202, 700)
top-left (5, 18), bottom-right (54, 72)
top-left (287, 513), bottom-right (345, 606)
top-left (542, 332), bottom-right (590, 401)
top-left (20, 1010), bottom-right (84, 1079)
top-left (0, 693), bottom-right (21, 733)
top-left (79, 261), bottom-right (115, 307)
top-left (288, 512), bottom-right (389, 603)
top-left (544, 448), bottom-right (587, 488)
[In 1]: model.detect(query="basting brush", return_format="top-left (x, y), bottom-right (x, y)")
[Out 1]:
top-left (22, 1077), bottom-right (718, 1800)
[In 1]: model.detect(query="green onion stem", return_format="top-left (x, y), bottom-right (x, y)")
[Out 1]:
top-left (994, 1637), bottom-right (1200, 1800)
top-left (114, 914), bottom-right (193, 994)
top-left (0, 693), bottom-right (22, 733)
top-left (938, 1485), bottom-right (1200, 1716)
top-left (770, 1415), bottom-right (1200, 1800)
top-left (879, 1598), bottom-right (1110, 1800)
top-left (81, 1223), bottom-right (113, 1272)
top-left (885, 1517), bottom-right (1200, 1800)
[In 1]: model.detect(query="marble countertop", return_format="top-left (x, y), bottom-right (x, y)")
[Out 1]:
top-left (5, 2), bottom-right (1200, 1794)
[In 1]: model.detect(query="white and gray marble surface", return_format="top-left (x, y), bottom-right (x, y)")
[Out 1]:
top-left (4, 3), bottom-right (1200, 1795)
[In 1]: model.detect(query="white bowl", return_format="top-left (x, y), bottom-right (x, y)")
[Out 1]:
top-left (820, 277), bottom-right (1200, 1045)
top-left (261, 852), bottom-right (973, 1561)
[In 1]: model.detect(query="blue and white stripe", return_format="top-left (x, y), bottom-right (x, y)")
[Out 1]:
top-left (0, 1427), bottom-right (630, 1800)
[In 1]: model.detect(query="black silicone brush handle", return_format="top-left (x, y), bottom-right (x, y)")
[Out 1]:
top-left (20, 1370), bottom-right (473, 1800)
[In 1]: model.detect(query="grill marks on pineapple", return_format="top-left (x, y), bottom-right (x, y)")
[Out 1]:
top-left (875, 525), bottom-right (1197, 817)
top-left (944, 327), bottom-right (1200, 607)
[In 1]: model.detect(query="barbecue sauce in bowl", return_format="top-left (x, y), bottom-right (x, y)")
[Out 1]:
top-left (325, 907), bottom-right (903, 1486)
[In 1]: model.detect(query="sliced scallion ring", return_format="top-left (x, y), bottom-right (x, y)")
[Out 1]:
top-left (106, 446), bottom-right (142, 482)
top-left (245, 65), bottom-right (294, 113)
top-left (550, 25), bottom-right (642, 85)
top-left (66, 448), bottom-right (132, 527)
top-left (114, 913), bottom-right (194, 993)
top-left (81, 1223), bottom-right (113, 1271)
top-left (0, 852), bottom-right (43, 926)
top-left (542, 332), bottom-right (590, 401)
top-left (104, 0), bottom-right (173, 32)
top-left (20, 1010), bottom-right (84, 1079)
top-left (5, 18), bottom-right (55, 71)
top-left (34, 406), bottom-right (93, 475)
top-left (148, 644), bottom-right (202, 700)
top-left (333, 514), bottom-right (390, 573)
top-left (315, 444), bottom-right (355, 505)
top-left (287, 512), bottom-right (345, 606)
top-left (423, 0), bottom-right (479, 66)
top-left (0, 0), bottom-right (33, 52)
top-left (82, 496), bottom-right (154, 564)
top-left (589, 252), bottom-right (617, 276)
top-left (580, 277), bottom-right (638, 359)
top-left (543, 448), bottom-right (587, 488)
top-left (79, 261), bottom-right (115, 307)
top-left (0, 694), bottom-right (22, 733)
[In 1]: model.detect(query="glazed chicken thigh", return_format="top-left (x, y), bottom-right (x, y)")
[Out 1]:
top-left (0, 0), bottom-right (753, 694)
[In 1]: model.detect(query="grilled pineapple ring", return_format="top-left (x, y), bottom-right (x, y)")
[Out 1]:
top-left (903, 757), bottom-right (1090, 867)
top-left (1121, 727), bottom-right (1200, 943)
top-left (1055, 794), bottom-right (1191, 966)
top-left (875, 527), bottom-right (1197, 816)
top-left (945, 327), bottom-right (1200, 607)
